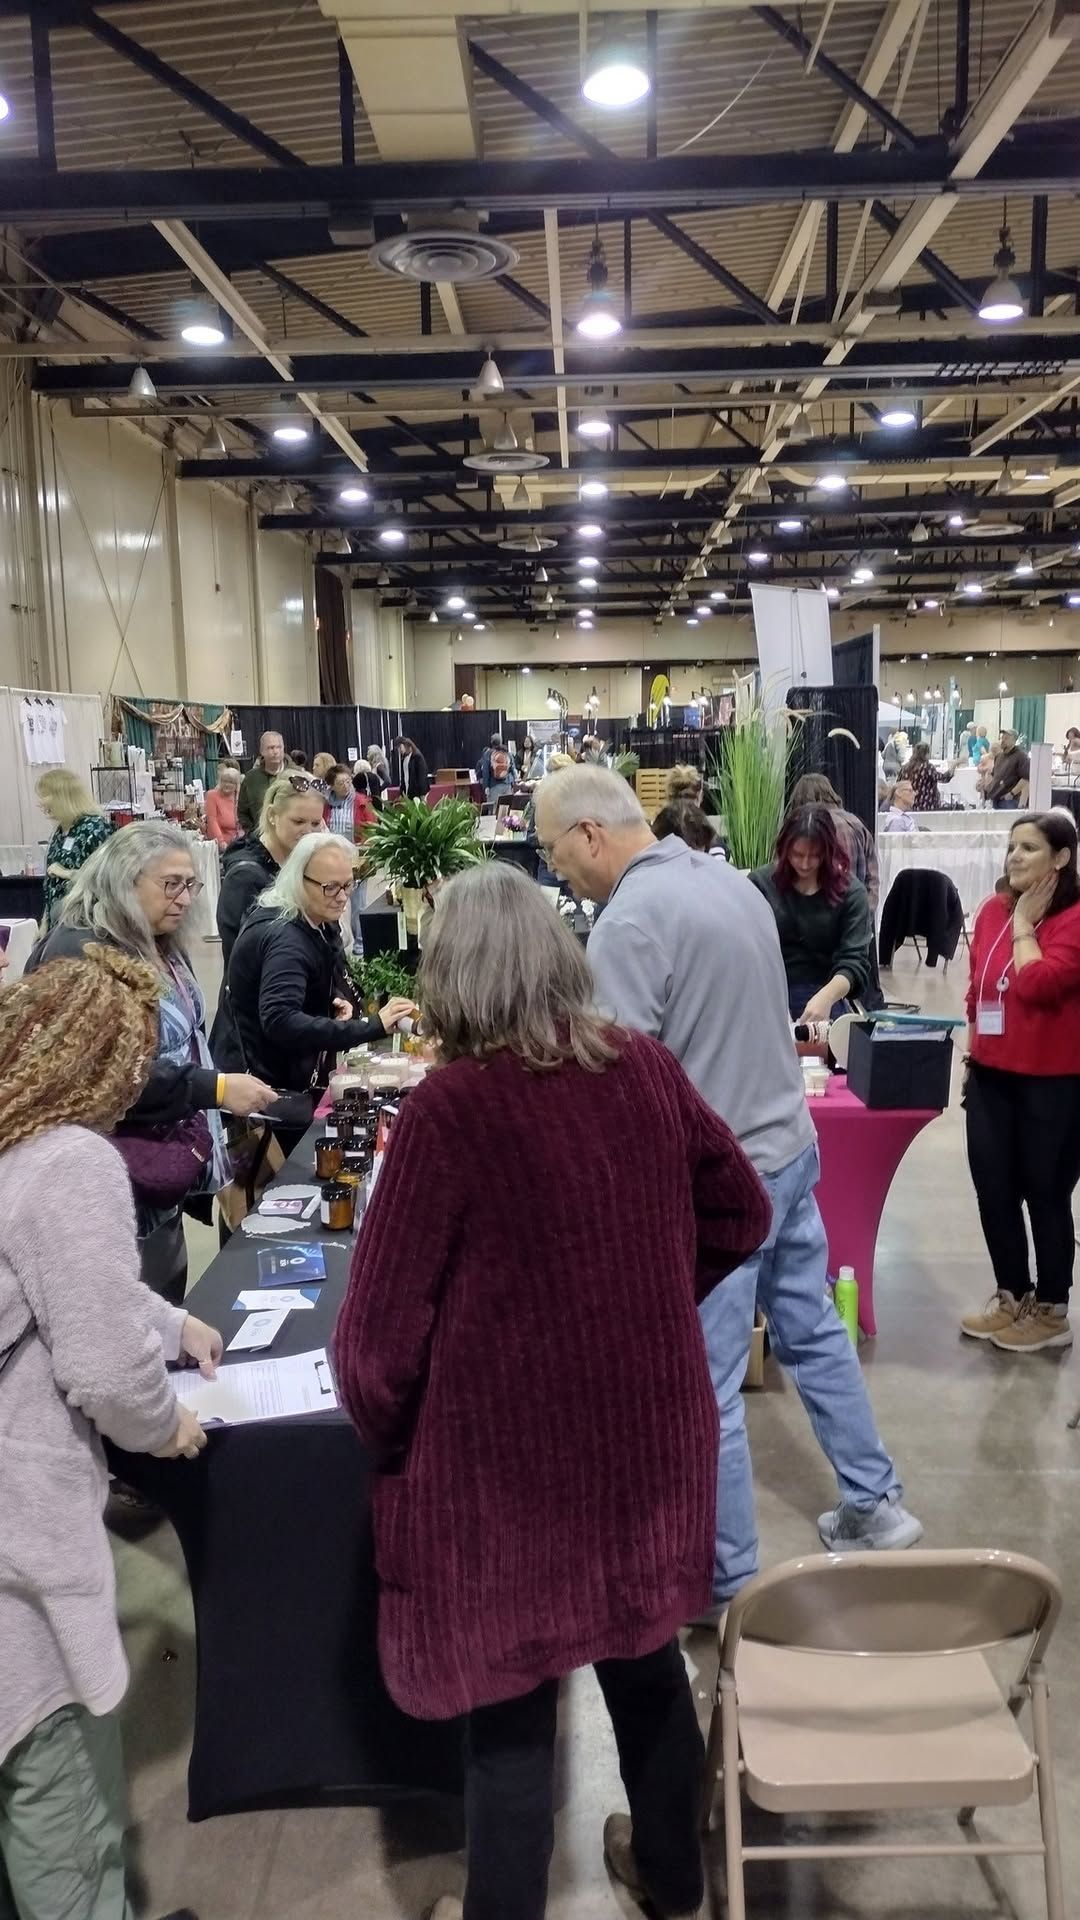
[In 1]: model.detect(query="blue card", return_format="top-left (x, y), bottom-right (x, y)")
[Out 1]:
top-left (255, 1244), bottom-right (328, 1283)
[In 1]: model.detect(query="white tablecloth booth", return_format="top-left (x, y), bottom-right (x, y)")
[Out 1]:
top-left (877, 825), bottom-right (1012, 924)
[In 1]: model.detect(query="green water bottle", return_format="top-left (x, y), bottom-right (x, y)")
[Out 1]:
top-left (834, 1266), bottom-right (859, 1344)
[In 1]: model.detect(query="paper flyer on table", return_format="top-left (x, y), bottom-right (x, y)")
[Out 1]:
top-left (173, 1349), bottom-right (338, 1426)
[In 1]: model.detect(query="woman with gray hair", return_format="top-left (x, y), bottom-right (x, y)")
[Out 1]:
top-left (217, 832), bottom-right (412, 1115)
top-left (29, 821), bottom-right (272, 1300)
top-left (334, 861), bottom-right (769, 1920)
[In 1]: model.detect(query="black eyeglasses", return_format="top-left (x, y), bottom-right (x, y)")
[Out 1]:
top-left (305, 875), bottom-right (355, 899)
top-left (285, 773), bottom-right (318, 793)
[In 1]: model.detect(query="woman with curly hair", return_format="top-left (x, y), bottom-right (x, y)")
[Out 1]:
top-left (750, 804), bottom-right (872, 1023)
top-left (0, 946), bottom-right (219, 1920)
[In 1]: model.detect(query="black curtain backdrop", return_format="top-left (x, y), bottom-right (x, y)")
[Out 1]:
top-left (786, 684), bottom-right (879, 834)
top-left (832, 631), bottom-right (875, 689)
top-left (315, 569), bottom-right (353, 705)
top-left (230, 706), bottom-right (504, 780)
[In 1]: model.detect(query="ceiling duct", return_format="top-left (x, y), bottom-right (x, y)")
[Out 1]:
top-left (369, 212), bottom-right (519, 284)
top-left (464, 447), bottom-right (549, 475)
top-left (499, 531), bottom-right (557, 552)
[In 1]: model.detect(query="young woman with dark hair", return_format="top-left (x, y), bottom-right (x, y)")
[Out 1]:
top-left (651, 800), bottom-right (720, 855)
top-left (749, 805), bottom-right (871, 1023)
top-left (903, 740), bottom-right (952, 812)
top-left (962, 811), bottom-right (1080, 1353)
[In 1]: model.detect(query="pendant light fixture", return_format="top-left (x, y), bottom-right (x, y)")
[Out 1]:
top-left (979, 208), bottom-right (1026, 323)
top-left (582, 37), bottom-right (650, 108)
top-left (198, 419), bottom-right (227, 455)
top-left (272, 412), bottom-right (311, 444)
top-left (179, 291), bottom-right (226, 348)
top-left (128, 365), bottom-right (157, 402)
top-left (428, 609), bottom-right (438, 624)
top-left (536, 565), bottom-right (549, 583)
top-left (880, 397), bottom-right (918, 429)
top-left (338, 481), bottom-right (369, 505)
top-left (576, 229), bottom-right (622, 341)
top-left (511, 478), bottom-right (531, 508)
top-left (471, 353), bottom-right (504, 400)
top-left (1014, 554), bottom-right (1035, 578)
top-left (493, 414), bottom-right (518, 453)
top-left (577, 403), bottom-right (612, 440)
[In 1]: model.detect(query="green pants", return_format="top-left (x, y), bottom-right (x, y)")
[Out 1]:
top-left (0, 1706), bottom-right (132, 1920)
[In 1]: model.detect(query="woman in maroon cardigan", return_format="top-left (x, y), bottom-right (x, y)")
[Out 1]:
top-left (334, 862), bottom-right (769, 1920)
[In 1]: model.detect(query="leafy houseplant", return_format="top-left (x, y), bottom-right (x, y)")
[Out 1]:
top-left (346, 948), bottom-right (415, 1013)
top-left (610, 749), bottom-right (640, 782)
top-left (359, 796), bottom-right (486, 932)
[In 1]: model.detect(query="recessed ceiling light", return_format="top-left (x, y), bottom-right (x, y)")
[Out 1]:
top-left (964, 652), bottom-right (973, 661)
top-left (695, 604), bottom-right (712, 616)
top-left (880, 400), bottom-right (918, 429)
top-left (686, 617), bottom-right (699, 626)
top-left (817, 472), bottom-right (848, 493)
top-left (747, 549), bottom-right (769, 564)
top-left (1068, 593), bottom-right (1080, 608)
top-left (710, 589), bottom-right (728, 602)
top-left (474, 623), bottom-right (487, 632)
top-left (338, 483), bottom-right (369, 505)
top-left (578, 574), bottom-right (598, 590)
top-left (461, 609), bottom-right (475, 622)
top-left (580, 480), bottom-right (608, 501)
top-left (582, 39), bottom-right (650, 108)
top-left (445, 593), bottom-right (466, 611)
top-left (521, 665), bottom-right (531, 673)
top-left (379, 526), bottom-right (406, 545)
top-left (577, 555), bottom-right (600, 570)
top-left (777, 517), bottom-right (803, 532)
top-left (578, 522), bottom-right (604, 538)
top-left (272, 416), bottom-right (310, 444)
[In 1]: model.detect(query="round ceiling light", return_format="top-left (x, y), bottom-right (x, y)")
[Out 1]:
top-left (979, 224), bottom-right (1026, 324)
top-left (577, 522), bottom-right (604, 538)
top-left (880, 400), bottom-right (917, 428)
top-left (777, 517), bottom-right (803, 532)
top-left (338, 483), bottom-right (369, 505)
top-left (379, 526), bottom-right (406, 546)
top-left (817, 471), bottom-right (848, 493)
top-left (582, 40), bottom-right (650, 108)
top-left (272, 416), bottom-right (311, 444)
top-left (179, 293), bottom-right (226, 348)
top-left (580, 479), bottom-right (609, 501)
top-left (577, 407), bottom-right (612, 439)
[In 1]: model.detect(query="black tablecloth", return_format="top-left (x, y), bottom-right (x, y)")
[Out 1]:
top-left (108, 1131), bottom-right (463, 1819)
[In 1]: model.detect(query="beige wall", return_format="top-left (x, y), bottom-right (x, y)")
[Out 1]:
top-left (32, 401), bottom-right (316, 706)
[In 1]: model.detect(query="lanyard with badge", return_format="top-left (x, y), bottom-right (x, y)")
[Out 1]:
top-left (976, 917), bottom-right (1013, 1036)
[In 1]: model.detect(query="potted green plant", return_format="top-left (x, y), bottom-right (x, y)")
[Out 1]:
top-left (708, 699), bottom-right (800, 872)
top-left (346, 949), bottom-right (415, 1015)
top-left (610, 748), bottom-right (640, 782)
top-left (359, 795), bottom-right (486, 931)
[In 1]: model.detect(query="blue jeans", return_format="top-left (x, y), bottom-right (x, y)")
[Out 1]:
top-left (698, 1141), bottom-right (901, 1601)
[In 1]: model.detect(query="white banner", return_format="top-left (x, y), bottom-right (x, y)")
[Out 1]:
top-left (751, 585), bottom-right (833, 725)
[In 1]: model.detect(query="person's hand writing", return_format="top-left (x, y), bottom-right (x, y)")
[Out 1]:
top-left (219, 1072), bottom-right (276, 1117)
top-left (153, 1405), bottom-right (207, 1460)
top-left (333, 995), bottom-right (354, 1020)
top-left (1013, 876), bottom-right (1056, 937)
top-left (180, 1314), bottom-right (222, 1379)
top-left (379, 995), bottom-right (416, 1034)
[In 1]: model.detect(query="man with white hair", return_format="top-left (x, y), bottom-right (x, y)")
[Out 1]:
top-left (534, 766), bottom-right (921, 1601)
top-left (237, 731), bottom-right (286, 836)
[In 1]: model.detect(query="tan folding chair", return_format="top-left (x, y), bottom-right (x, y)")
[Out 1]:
top-left (703, 1549), bottom-right (1063, 1920)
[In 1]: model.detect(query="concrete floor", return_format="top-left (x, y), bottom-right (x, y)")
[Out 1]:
top-left (116, 942), bottom-right (1080, 1920)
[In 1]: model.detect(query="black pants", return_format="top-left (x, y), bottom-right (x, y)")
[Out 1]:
top-left (965, 1062), bottom-right (1080, 1306)
top-left (462, 1638), bottom-right (704, 1920)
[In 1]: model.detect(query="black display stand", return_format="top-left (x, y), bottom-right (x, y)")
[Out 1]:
top-left (786, 684), bottom-right (879, 835)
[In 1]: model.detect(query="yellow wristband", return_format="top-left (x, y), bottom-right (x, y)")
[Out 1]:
top-left (215, 1073), bottom-right (226, 1106)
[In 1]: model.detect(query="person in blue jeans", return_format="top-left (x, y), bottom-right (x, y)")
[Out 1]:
top-left (535, 767), bottom-right (923, 1601)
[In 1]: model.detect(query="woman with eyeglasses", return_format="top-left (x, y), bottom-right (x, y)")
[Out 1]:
top-left (216, 771), bottom-right (327, 967)
top-left (29, 823), bottom-right (273, 1301)
top-left (219, 835), bottom-right (413, 1137)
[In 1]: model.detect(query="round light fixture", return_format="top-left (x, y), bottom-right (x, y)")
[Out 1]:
top-left (880, 400), bottom-right (917, 429)
top-left (578, 574), bottom-right (598, 589)
top-left (379, 526), bottom-right (406, 546)
top-left (179, 294), bottom-right (226, 348)
top-left (777, 517), bottom-right (803, 532)
top-left (1068, 593), bottom-right (1080, 609)
top-left (576, 234), bottom-right (622, 340)
top-left (747, 549), bottom-right (769, 564)
top-left (445, 593), bottom-right (467, 611)
top-left (577, 555), bottom-right (600, 570)
top-left (686, 617), bottom-right (699, 627)
top-left (710, 589), bottom-right (728, 602)
top-left (961, 578), bottom-right (984, 596)
top-left (1014, 555), bottom-right (1035, 578)
top-left (578, 522), bottom-right (604, 538)
top-left (272, 416), bottom-right (311, 444)
top-left (577, 407), bottom-right (612, 439)
top-left (825, 586), bottom-right (841, 600)
top-left (0, 93), bottom-right (10, 122)
top-left (817, 471), bottom-right (848, 493)
top-left (695, 604), bottom-right (712, 617)
top-left (853, 565), bottom-right (875, 583)
top-left (923, 598), bottom-right (940, 610)
top-left (461, 609), bottom-right (476, 622)
top-left (979, 224), bottom-right (1026, 323)
top-left (338, 483), bottom-right (369, 505)
top-left (580, 480), bottom-right (608, 501)
top-left (582, 40), bottom-right (650, 108)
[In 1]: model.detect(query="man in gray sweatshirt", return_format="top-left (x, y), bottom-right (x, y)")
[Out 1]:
top-left (535, 767), bottom-right (921, 1601)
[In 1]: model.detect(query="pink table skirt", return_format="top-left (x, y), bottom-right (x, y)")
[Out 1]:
top-left (809, 1075), bottom-right (941, 1336)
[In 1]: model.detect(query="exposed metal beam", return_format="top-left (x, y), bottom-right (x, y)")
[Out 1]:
top-left (36, 333), bottom-right (1080, 396)
top-left (468, 38), bottom-right (778, 322)
top-left (645, 9), bottom-right (658, 159)
top-left (825, 201), bottom-right (839, 315)
top-left (543, 209), bottom-right (570, 472)
top-left (753, 5), bottom-right (921, 149)
top-left (1030, 194), bottom-right (1049, 318)
top-left (869, 201), bottom-right (979, 313)
top-left (260, 520), bottom-right (1080, 557)
top-left (78, 11), bottom-right (304, 169)
top-left (223, 492), bottom-right (1049, 533)
top-left (500, 274), bottom-right (551, 323)
top-left (30, 15), bottom-right (56, 169)
top-left (2, 139), bottom-right (1078, 223)
top-left (948, 0), bottom-right (972, 136)
top-left (256, 261), bottom-right (367, 340)
top-left (970, 374), bottom-right (1080, 456)
top-left (338, 37), bottom-right (356, 168)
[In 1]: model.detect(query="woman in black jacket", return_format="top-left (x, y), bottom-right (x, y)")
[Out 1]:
top-left (29, 822), bottom-right (272, 1300)
top-left (217, 834), bottom-right (413, 1139)
top-left (393, 735), bottom-right (430, 799)
top-left (216, 772), bottom-right (326, 965)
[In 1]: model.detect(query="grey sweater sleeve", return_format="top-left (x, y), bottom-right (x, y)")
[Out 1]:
top-left (17, 1131), bottom-right (181, 1455)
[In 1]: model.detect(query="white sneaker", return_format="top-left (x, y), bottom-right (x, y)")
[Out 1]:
top-left (818, 1490), bottom-right (924, 1552)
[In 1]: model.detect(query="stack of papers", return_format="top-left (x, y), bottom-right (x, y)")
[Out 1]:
top-left (174, 1349), bottom-right (339, 1427)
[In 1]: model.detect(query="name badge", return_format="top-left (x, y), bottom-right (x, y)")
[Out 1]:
top-left (976, 1000), bottom-right (1005, 1037)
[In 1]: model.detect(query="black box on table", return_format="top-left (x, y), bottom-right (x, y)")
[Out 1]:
top-left (846, 1020), bottom-right (954, 1111)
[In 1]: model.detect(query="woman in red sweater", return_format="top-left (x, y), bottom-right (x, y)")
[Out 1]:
top-left (962, 811), bottom-right (1080, 1352)
top-left (335, 862), bottom-right (768, 1920)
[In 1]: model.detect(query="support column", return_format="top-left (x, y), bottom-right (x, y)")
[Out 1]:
top-left (161, 452), bottom-right (189, 699)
